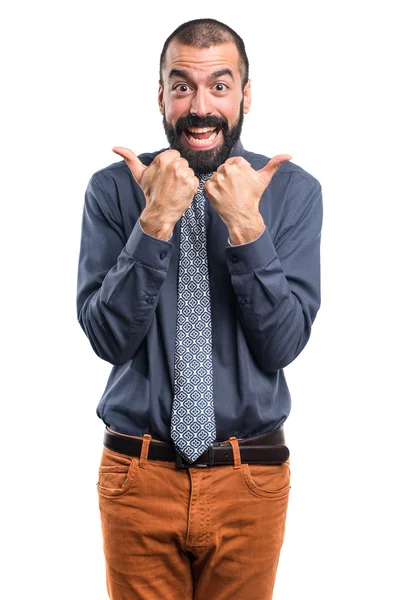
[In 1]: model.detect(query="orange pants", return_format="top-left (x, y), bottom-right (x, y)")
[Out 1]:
top-left (97, 430), bottom-right (291, 599)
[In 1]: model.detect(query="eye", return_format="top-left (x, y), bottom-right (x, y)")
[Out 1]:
top-left (214, 83), bottom-right (228, 92)
top-left (173, 84), bottom-right (191, 93)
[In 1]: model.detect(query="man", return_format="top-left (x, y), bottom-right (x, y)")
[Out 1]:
top-left (76, 17), bottom-right (323, 600)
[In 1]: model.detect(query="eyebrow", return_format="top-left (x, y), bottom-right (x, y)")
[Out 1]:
top-left (168, 68), bottom-right (234, 82)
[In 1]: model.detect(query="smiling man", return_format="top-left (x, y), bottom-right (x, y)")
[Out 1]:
top-left (160, 40), bottom-right (248, 174)
top-left (77, 17), bottom-right (323, 600)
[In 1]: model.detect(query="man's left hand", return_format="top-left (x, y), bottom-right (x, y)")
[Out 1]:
top-left (204, 154), bottom-right (292, 242)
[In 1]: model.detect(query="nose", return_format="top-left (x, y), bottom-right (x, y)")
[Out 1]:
top-left (190, 88), bottom-right (213, 117)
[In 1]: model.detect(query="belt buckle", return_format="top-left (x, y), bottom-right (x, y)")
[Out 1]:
top-left (175, 446), bottom-right (214, 469)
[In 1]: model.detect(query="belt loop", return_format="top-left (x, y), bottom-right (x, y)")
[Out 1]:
top-left (228, 436), bottom-right (241, 469)
top-left (139, 434), bottom-right (152, 469)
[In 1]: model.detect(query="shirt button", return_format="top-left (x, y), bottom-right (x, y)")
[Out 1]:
top-left (160, 251), bottom-right (167, 259)
top-left (146, 296), bottom-right (155, 304)
top-left (239, 297), bottom-right (247, 305)
top-left (231, 255), bottom-right (239, 263)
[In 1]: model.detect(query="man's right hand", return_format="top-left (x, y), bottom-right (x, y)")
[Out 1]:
top-left (112, 147), bottom-right (199, 239)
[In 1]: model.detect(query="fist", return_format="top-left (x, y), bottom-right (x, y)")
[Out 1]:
top-left (112, 146), bottom-right (199, 226)
top-left (204, 154), bottom-right (292, 228)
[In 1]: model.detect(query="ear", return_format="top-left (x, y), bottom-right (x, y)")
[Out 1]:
top-left (158, 82), bottom-right (164, 115)
top-left (242, 79), bottom-right (251, 114)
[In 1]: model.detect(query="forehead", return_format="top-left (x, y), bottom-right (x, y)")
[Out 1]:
top-left (163, 40), bottom-right (241, 80)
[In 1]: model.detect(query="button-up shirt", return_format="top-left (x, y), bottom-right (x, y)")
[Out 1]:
top-left (76, 139), bottom-right (323, 442)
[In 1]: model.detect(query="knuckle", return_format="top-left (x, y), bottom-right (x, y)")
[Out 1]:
top-left (157, 149), bottom-right (180, 164)
top-left (167, 149), bottom-right (181, 160)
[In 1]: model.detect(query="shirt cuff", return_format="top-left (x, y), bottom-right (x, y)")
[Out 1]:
top-left (125, 219), bottom-right (174, 270)
top-left (225, 225), bottom-right (278, 274)
top-left (227, 225), bottom-right (266, 246)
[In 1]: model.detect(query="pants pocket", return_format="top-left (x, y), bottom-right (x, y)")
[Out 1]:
top-left (97, 447), bottom-right (139, 498)
top-left (241, 460), bottom-right (291, 499)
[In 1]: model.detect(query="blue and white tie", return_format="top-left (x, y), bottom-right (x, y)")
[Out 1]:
top-left (170, 173), bottom-right (217, 463)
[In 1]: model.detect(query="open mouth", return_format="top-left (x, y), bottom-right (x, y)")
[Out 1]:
top-left (182, 126), bottom-right (222, 149)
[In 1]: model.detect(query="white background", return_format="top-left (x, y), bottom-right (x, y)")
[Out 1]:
top-left (1, 1), bottom-right (399, 598)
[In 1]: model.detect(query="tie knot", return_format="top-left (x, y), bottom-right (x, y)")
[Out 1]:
top-left (198, 172), bottom-right (212, 192)
top-left (200, 172), bottom-right (212, 182)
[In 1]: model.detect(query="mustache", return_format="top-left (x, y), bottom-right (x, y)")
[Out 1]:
top-left (175, 115), bottom-right (228, 134)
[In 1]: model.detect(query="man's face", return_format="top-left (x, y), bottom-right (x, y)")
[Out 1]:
top-left (158, 41), bottom-right (251, 175)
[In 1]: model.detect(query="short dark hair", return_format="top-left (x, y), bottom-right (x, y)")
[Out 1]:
top-left (159, 18), bottom-right (249, 90)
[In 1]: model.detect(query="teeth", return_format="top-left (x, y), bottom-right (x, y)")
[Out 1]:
top-left (187, 130), bottom-right (218, 145)
top-left (186, 126), bottom-right (217, 133)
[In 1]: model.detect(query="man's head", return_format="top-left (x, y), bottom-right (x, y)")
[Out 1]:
top-left (158, 19), bottom-right (251, 175)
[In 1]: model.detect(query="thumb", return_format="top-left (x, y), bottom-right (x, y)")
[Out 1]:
top-left (257, 154), bottom-right (292, 186)
top-left (112, 146), bottom-right (147, 183)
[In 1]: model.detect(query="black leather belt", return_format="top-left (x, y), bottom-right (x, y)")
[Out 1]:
top-left (103, 426), bottom-right (290, 469)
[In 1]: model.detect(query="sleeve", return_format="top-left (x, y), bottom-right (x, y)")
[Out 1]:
top-left (224, 180), bottom-right (323, 373)
top-left (76, 174), bottom-right (174, 366)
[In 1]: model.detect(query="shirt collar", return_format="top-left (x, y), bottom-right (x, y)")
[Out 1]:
top-left (229, 138), bottom-right (245, 157)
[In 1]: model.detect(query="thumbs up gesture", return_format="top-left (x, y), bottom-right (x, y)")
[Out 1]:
top-left (204, 154), bottom-right (292, 243)
top-left (112, 147), bottom-right (200, 238)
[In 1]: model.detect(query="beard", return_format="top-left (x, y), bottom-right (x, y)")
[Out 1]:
top-left (162, 98), bottom-right (244, 175)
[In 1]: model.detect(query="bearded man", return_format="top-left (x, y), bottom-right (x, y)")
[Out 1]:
top-left (76, 17), bottom-right (323, 600)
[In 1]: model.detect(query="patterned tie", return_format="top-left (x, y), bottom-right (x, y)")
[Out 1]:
top-left (170, 173), bottom-right (217, 463)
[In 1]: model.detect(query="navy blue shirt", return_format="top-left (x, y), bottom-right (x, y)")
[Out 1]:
top-left (76, 139), bottom-right (323, 443)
